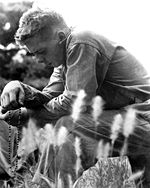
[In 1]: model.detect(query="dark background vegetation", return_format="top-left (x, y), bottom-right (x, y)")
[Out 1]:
top-left (0, 1), bottom-right (53, 94)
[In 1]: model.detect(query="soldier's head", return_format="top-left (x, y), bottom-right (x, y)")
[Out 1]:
top-left (15, 8), bottom-right (71, 67)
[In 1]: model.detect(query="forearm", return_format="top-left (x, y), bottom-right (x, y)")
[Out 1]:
top-left (20, 82), bottom-right (52, 109)
top-left (44, 91), bottom-right (75, 120)
top-left (20, 65), bottom-right (66, 109)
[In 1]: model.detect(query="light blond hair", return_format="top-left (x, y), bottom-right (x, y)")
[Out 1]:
top-left (15, 8), bottom-right (68, 45)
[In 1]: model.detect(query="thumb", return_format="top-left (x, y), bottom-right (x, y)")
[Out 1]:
top-left (18, 88), bottom-right (25, 106)
top-left (0, 111), bottom-right (9, 120)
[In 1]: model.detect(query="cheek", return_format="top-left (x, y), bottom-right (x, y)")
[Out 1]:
top-left (54, 45), bottom-right (64, 60)
top-left (46, 48), bottom-right (57, 60)
top-left (45, 52), bottom-right (52, 61)
top-left (46, 44), bottom-right (64, 62)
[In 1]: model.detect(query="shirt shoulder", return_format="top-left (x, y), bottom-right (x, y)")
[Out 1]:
top-left (66, 29), bottom-right (118, 60)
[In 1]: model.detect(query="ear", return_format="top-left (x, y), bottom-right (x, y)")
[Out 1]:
top-left (58, 31), bottom-right (66, 43)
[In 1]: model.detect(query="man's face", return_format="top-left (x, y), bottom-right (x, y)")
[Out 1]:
top-left (24, 29), bottom-right (65, 67)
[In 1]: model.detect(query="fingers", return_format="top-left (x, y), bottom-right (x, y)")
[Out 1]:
top-left (1, 93), bottom-right (10, 108)
top-left (9, 91), bottom-right (17, 105)
top-left (0, 81), bottom-right (25, 111)
top-left (0, 106), bottom-right (9, 120)
top-left (0, 111), bottom-right (9, 120)
top-left (9, 91), bottom-right (19, 109)
top-left (1, 92), bottom-right (15, 110)
top-left (18, 89), bottom-right (25, 105)
top-left (1, 89), bottom-right (21, 110)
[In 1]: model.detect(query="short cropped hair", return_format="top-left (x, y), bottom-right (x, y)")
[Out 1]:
top-left (15, 8), bottom-right (68, 45)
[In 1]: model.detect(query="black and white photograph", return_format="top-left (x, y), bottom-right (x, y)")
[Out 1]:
top-left (0, 0), bottom-right (150, 187)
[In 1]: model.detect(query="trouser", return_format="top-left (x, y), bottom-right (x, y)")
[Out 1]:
top-left (0, 120), bottom-right (17, 179)
top-left (0, 107), bottom-right (150, 187)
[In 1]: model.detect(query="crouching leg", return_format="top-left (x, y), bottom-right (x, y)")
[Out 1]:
top-left (0, 119), bottom-right (18, 186)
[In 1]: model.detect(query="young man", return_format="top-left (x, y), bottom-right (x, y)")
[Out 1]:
top-left (0, 8), bottom-right (150, 187)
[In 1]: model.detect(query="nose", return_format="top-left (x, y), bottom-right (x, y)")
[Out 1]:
top-left (35, 55), bottom-right (45, 63)
top-left (37, 58), bottom-right (45, 63)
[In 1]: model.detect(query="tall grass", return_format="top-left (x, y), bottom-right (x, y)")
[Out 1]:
top-left (3, 91), bottom-right (145, 187)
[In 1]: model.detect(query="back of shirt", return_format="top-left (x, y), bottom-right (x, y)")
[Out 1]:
top-left (67, 30), bottom-right (150, 109)
top-left (98, 47), bottom-right (150, 109)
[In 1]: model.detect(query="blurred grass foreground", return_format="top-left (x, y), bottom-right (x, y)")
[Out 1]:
top-left (0, 1), bottom-right (146, 188)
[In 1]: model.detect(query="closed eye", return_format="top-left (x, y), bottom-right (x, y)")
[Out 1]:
top-left (33, 49), bottom-right (46, 56)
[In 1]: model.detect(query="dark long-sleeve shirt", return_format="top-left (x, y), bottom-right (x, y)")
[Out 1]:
top-left (20, 30), bottom-right (150, 119)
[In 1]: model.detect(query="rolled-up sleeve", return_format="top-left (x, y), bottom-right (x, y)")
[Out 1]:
top-left (66, 43), bottom-right (98, 98)
top-left (19, 65), bottom-right (65, 109)
top-left (42, 65), bottom-right (65, 98)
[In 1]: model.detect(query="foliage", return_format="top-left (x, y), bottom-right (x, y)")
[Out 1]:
top-left (0, 46), bottom-right (53, 92)
top-left (1, 94), bottom-right (145, 188)
top-left (0, 1), bottom-right (32, 46)
top-left (0, 1), bottom-right (53, 92)
top-left (0, 2), bottom-right (145, 188)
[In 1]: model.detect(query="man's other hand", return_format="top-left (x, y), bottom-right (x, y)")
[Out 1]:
top-left (0, 81), bottom-right (25, 111)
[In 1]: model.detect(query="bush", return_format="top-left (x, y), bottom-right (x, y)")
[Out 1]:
top-left (0, 1), bottom-right (32, 46)
top-left (0, 1), bottom-right (53, 92)
top-left (0, 46), bottom-right (53, 92)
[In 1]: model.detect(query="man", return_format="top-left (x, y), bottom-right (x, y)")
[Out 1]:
top-left (0, 8), bottom-right (150, 187)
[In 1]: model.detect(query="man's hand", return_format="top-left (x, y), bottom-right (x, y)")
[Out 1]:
top-left (0, 106), bottom-right (9, 120)
top-left (0, 81), bottom-right (25, 112)
top-left (0, 106), bottom-right (29, 125)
